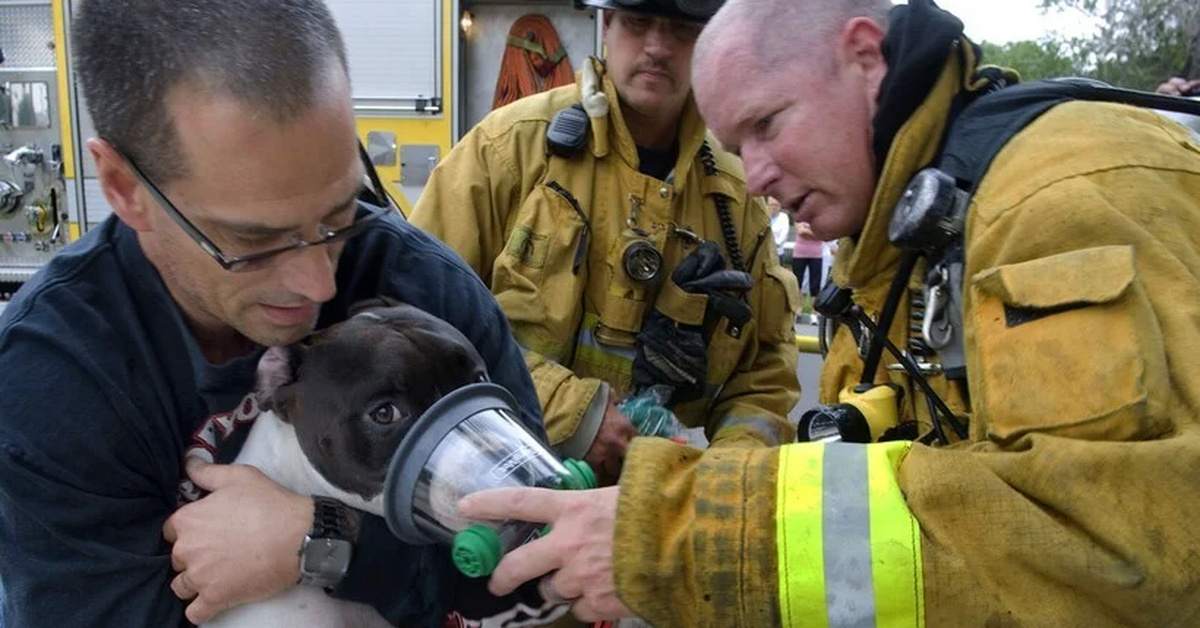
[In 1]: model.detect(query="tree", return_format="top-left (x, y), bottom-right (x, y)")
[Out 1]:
top-left (980, 39), bottom-right (1081, 81)
top-left (1040, 0), bottom-right (1199, 88)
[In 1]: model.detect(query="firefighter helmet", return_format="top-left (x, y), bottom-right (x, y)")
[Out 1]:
top-left (574, 0), bottom-right (723, 22)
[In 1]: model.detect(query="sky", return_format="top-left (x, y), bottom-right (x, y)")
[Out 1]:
top-left (934, 0), bottom-right (1102, 45)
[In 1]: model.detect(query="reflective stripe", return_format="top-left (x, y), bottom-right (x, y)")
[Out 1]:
top-left (512, 331), bottom-right (567, 364)
top-left (777, 444), bottom-right (827, 628)
top-left (869, 443), bottom-right (925, 627)
top-left (776, 442), bottom-right (923, 628)
top-left (823, 444), bottom-right (875, 627)
top-left (575, 313), bottom-right (635, 376)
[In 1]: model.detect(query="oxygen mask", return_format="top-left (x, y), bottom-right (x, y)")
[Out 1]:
top-left (383, 383), bottom-right (594, 578)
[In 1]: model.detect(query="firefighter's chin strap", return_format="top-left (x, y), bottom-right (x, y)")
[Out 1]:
top-left (825, 252), bottom-right (968, 444)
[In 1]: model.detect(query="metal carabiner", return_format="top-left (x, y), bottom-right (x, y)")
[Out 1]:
top-left (922, 265), bottom-right (954, 350)
top-left (626, 194), bottom-right (645, 234)
top-left (668, 222), bottom-right (702, 246)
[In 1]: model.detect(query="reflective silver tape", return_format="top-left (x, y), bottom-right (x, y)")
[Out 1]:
top-left (822, 443), bottom-right (876, 628)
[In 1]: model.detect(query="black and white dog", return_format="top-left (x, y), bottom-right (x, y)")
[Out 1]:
top-left (202, 302), bottom-right (489, 628)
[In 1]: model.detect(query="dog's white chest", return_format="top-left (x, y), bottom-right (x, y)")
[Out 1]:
top-left (202, 585), bottom-right (392, 628)
top-left (199, 412), bottom-right (390, 628)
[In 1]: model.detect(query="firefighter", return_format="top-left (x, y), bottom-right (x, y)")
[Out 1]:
top-left (411, 0), bottom-right (801, 480)
top-left (456, 0), bottom-right (1200, 625)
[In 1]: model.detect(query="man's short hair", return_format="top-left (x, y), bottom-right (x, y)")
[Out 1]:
top-left (73, 0), bottom-right (349, 182)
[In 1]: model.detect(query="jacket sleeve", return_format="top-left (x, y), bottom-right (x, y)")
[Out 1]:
top-left (613, 144), bottom-right (1200, 628)
top-left (0, 324), bottom-right (184, 627)
top-left (614, 437), bottom-right (921, 628)
top-left (704, 195), bottom-right (800, 450)
top-left (410, 124), bottom-right (607, 457)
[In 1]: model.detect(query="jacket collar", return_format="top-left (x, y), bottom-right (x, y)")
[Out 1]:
top-left (832, 39), bottom-right (983, 295)
top-left (584, 57), bottom-right (718, 195)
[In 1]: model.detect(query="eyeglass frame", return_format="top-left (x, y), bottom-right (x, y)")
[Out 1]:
top-left (116, 142), bottom-right (394, 273)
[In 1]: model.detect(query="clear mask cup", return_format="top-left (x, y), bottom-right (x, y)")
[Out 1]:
top-left (383, 383), bottom-right (595, 577)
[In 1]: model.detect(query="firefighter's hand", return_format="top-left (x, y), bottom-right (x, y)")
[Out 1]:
top-left (583, 397), bottom-right (638, 485)
top-left (1156, 77), bottom-right (1200, 97)
top-left (458, 486), bottom-right (633, 622)
top-left (163, 457), bottom-right (313, 624)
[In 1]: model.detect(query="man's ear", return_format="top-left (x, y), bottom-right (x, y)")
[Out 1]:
top-left (256, 346), bottom-right (301, 422)
top-left (837, 16), bottom-right (888, 106)
top-left (87, 138), bottom-right (153, 232)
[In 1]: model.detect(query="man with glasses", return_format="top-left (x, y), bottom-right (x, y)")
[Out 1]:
top-left (412, 0), bottom-right (801, 487)
top-left (0, 1), bottom-right (542, 626)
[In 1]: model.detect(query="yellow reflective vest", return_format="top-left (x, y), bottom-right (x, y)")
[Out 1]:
top-left (613, 42), bottom-right (1200, 627)
top-left (411, 58), bottom-right (800, 455)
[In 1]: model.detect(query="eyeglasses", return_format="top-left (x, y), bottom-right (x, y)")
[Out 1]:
top-left (118, 142), bottom-right (394, 273)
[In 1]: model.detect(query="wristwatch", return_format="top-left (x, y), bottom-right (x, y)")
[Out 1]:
top-left (298, 496), bottom-right (354, 590)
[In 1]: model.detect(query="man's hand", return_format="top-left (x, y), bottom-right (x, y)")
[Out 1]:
top-left (583, 397), bottom-right (638, 485)
top-left (163, 457), bottom-right (313, 624)
top-left (1156, 77), bottom-right (1200, 97)
top-left (458, 486), bottom-right (632, 622)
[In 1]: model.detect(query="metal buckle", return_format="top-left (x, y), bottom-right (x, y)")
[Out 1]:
top-left (922, 264), bottom-right (954, 350)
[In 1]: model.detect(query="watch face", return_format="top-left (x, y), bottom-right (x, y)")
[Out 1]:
top-left (302, 538), bottom-right (352, 579)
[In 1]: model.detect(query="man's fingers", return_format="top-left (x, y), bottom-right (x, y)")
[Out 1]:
top-left (487, 534), bottom-right (562, 596)
top-left (162, 515), bottom-right (178, 544)
top-left (170, 572), bottom-right (197, 600)
top-left (571, 598), bottom-right (630, 624)
top-left (169, 547), bottom-right (186, 572)
top-left (185, 596), bottom-right (227, 625)
top-left (185, 457), bottom-right (253, 492)
top-left (457, 487), bottom-right (563, 523)
top-left (545, 567), bottom-right (582, 601)
top-left (570, 598), bottom-right (601, 623)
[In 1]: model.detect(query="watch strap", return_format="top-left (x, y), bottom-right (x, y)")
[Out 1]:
top-left (309, 496), bottom-right (351, 541)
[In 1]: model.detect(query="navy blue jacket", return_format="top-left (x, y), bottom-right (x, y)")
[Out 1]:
top-left (0, 209), bottom-right (543, 627)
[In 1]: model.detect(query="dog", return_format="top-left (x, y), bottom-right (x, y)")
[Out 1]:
top-left (201, 301), bottom-right (489, 628)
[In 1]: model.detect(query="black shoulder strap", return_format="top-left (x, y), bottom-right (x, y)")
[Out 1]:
top-left (919, 78), bottom-right (1200, 383)
top-left (938, 78), bottom-right (1200, 194)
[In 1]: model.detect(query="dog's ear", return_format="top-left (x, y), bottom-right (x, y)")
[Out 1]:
top-left (348, 295), bottom-right (405, 318)
top-left (408, 325), bottom-right (490, 392)
top-left (256, 346), bottom-right (302, 421)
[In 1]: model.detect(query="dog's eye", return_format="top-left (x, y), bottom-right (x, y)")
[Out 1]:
top-left (366, 402), bottom-right (405, 425)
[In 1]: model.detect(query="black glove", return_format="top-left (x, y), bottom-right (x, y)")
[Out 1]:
top-left (632, 241), bottom-right (752, 405)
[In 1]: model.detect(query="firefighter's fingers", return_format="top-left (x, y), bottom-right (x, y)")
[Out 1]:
top-left (486, 533), bottom-right (560, 596)
top-left (458, 487), bottom-right (564, 524)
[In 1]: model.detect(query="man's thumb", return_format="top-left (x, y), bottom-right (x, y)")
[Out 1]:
top-left (185, 456), bottom-right (234, 491)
